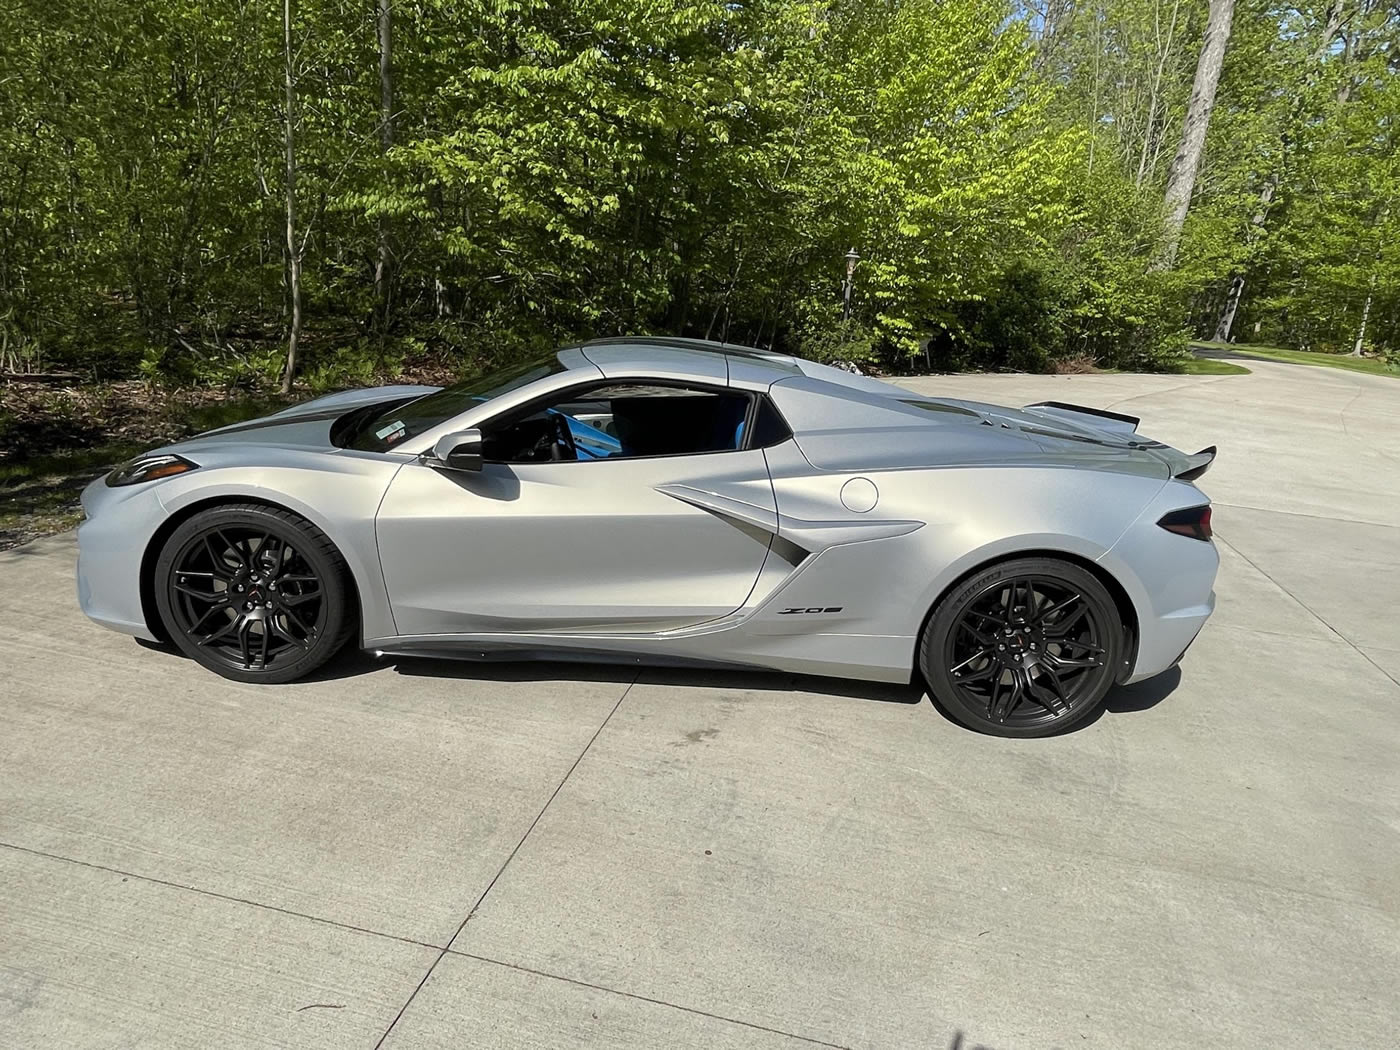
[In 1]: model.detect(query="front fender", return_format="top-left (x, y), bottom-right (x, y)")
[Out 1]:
top-left (153, 453), bottom-right (405, 642)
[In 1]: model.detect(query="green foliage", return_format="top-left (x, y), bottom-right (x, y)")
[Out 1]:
top-left (1246, 54), bottom-right (1400, 357)
top-left (301, 342), bottom-right (393, 394)
top-left (926, 264), bottom-right (1056, 373)
top-left (795, 319), bottom-right (880, 369)
top-left (1, 0), bottom-right (1396, 385)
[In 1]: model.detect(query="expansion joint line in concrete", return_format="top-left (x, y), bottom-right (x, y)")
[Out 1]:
top-left (442, 948), bottom-right (854, 1050)
top-left (1215, 534), bottom-right (1400, 691)
top-left (0, 840), bottom-right (440, 950)
top-left (1, 835), bottom-right (852, 1048)
top-left (372, 674), bottom-right (636, 1049)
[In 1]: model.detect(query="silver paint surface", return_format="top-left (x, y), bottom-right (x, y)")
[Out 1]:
top-left (77, 339), bottom-right (1217, 685)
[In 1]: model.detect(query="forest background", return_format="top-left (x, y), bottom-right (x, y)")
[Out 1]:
top-left (2, 0), bottom-right (1397, 396)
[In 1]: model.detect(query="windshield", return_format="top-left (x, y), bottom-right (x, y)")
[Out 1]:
top-left (349, 352), bottom-right (568, 452)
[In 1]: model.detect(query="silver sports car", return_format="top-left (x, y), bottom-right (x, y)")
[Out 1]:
top-left (77, 337), bottom-right (1217, 736)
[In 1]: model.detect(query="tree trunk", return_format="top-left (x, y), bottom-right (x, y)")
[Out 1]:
top-left (1213, 175), bottom-right (1277, 341)
top-left (374, 0), bottom-right (394, 306)
top-left (280, 0), bottom-right (301, 395)
top-left (1087, 8), bottom-right (1101, 177)
top-left (1214, 276), bottom-right (1245, 342)
top-left (1136, 0), bottom-right (1182, 188)
top-left (1351, 276), bottom-right (1375, 356)
top-left (1154, 0), bottom-right (1236, 270)
top-left (1311, 0), bottom-right (1346, 63)
top-left (1336, 28), bottom-right (1356, 103)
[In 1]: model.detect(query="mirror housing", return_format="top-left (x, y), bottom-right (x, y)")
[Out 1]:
top-left (429, 429), bottom-right (484, 471)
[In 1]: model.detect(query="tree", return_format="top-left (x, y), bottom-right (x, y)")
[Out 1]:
top-left (1212, 175), bottom-right (1274, 341)
top-left (1155, 0), bottom-right (1235, 269)
top-left (5, 0), bottom-right (1396, 385)
top-left (1256, 59), bottom-right (1400, 357)
top-left (1210, 0), bottom-right (1355, 342)
top-left (280, 0), bottom-right (303, 394)
top-left (374, 0), bottom-right (394, 310)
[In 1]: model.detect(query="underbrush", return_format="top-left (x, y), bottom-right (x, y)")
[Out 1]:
top-left (0, 381), bottom-right (295, 549)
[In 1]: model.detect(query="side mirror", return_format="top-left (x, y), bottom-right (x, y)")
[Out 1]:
top-left (429, 428), bottom-right (484, 471)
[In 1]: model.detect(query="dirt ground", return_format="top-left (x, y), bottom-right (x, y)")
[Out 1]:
top-left (0, 380), bottom-right (292, 550)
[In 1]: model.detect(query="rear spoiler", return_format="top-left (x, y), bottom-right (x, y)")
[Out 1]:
top-left (1024, 400), bottom-right (1140, 434)
top-left (1173, 445), bottom-right (1216, 481)
top-left (1024, 401), bottom-right (1216, 481)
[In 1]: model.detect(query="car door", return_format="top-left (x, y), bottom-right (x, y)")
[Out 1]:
top-left (374, 384), bottom-right (777, 637)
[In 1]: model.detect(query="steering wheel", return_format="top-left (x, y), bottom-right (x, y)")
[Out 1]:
top-left (551, 413), bottom-right (579, 461)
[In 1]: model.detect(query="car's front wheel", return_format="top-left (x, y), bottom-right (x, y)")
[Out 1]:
top-left (919, 557), bottom-right (1124, 737)
top-left (153, 503), bottom-right (355, 684)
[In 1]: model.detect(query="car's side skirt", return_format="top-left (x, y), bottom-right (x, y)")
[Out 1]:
top-left (362, 629), bottom-right (917, 685)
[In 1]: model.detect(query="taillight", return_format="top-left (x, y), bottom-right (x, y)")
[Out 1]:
top-left (1158, 505), bottom-right (1213, 541)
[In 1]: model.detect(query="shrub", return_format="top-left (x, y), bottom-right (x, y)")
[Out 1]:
top-left (794, 319), bottom-right (881, 370)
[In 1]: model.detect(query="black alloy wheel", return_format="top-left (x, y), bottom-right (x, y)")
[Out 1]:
top-left (920, 557), bottom-right (1124, 737)
top-left (154, 504), bottom-right (355, 684)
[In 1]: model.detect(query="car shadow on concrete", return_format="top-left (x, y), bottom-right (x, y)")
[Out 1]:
top-left (1057, 665), bottom-right (1182, 734)
top-left (381, 653), bottom-right (928, 706)
top-left (1103, 666), bottom-right (1182, 714)
top-left (299, 645), bottom-right (1182, 727)
top-left (140, 637), bottom-right (1180, 728)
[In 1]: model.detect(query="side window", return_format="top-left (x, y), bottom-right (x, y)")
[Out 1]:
top-left (482, 383), bottom-right (754, 463)
top-left (749, 396), bottom-right (792, 448)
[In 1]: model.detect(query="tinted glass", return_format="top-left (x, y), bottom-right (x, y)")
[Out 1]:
top-left (749, 396), bottom-right (793, 448)
top-left (484, 383), bottom-right (753, 463)
top-left (350, 353), bottom-right (567, 451)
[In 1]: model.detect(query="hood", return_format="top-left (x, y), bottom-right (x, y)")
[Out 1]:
top-left (163, 384), bottom-right (440, 454)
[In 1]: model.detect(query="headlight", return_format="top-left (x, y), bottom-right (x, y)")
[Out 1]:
top-left (105, 453), bottom-right (200, 487)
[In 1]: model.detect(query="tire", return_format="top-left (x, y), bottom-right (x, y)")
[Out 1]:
top-left (919, 557), bottom-right (1124, 738)
top-left (153, 503), bottom-right (356, 684)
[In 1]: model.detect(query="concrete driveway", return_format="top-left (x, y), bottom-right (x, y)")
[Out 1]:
top-left (3, 358), bottom-right (1397, 1049)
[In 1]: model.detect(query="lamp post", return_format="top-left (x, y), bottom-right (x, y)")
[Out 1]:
top-left (842, 247), bottom-right (860, 321)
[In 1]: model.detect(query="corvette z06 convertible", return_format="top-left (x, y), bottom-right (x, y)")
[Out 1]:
top-left (77, 337), bottom-right (1218, 737)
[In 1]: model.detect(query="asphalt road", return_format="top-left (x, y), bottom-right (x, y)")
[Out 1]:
top-left (3, 356), bottom-right (1397, 1050)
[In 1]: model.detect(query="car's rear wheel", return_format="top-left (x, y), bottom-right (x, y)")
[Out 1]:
top-left (919, 557), bottom-right (1124, 737)
top-left (153, 504), bottom-right (355, 684)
